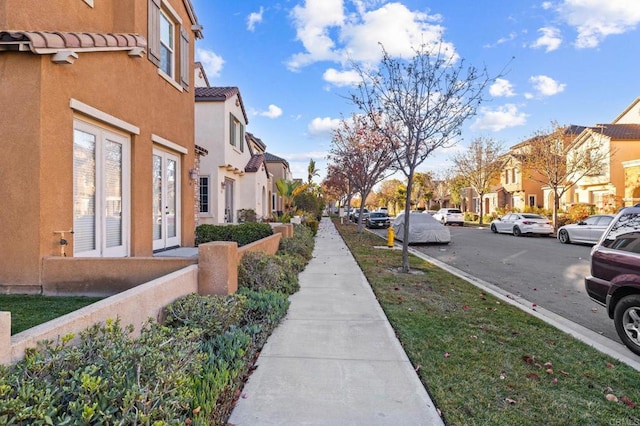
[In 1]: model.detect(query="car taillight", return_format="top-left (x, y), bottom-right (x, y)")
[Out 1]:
top-left (522, 221), bottom-right (534, 225)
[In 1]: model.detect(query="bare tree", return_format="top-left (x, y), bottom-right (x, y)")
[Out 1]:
top-left (520, 122), bottom-right (609, 228)
top-left (350, 42), bottom-right (494, 271)
top-left (451, 137), bottom-right (504, 224)
top-left (328, 114), bottom-right (396, 231)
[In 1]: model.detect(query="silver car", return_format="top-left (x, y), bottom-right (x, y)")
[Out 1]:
top-left (557, 214), bottom-right (615, 245)
top-left (489, 213), bottom-right (553, 236)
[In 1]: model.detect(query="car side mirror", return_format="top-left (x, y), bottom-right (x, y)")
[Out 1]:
top-left (578, 221), bottom-right (586, 225)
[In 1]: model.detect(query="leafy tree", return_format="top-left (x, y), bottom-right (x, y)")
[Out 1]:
top-left (350, 42), bottom-right (493, 271)
top-left (323, 163), bottom-right (355, 218)
top-left (307, 158), bottom-right (320, 184)
top-left (328, 114), bottom-right (396, 231)
top-left (275, 178), bottom-right (308, 215)
top-left (451, 137), bottom-right (504, 224)
top-left (376, 179), bottom-right (404, 214)
top-left (519, 122), bottom-right (609, 228)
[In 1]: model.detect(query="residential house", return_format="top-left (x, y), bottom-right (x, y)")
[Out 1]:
top-left (265, 153), bottom-right (293, 216)
top-left (562, 123), bottom-right (640, 210)
top-left (0, 0), bottom-right (202, 292)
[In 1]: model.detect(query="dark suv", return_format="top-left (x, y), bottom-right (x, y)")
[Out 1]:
top-left (585, 204), bottom-right (640, 355)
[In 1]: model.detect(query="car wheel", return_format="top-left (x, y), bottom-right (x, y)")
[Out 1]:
top-left (490, 224), bottom-right (497, 233)
top-left (613, 294), bottom-right (640, 356)
top-left (558, 230), bottom-right (570, 244)
top-left (513, 226), bottom-right (522, 237)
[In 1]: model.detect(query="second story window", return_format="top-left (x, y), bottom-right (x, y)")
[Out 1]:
top-left (159, 11), bottom-right (174, 77)
top-left (148, 0), bottom-right (191, 91)
top-left (229, 114), bottom-right (244, 150)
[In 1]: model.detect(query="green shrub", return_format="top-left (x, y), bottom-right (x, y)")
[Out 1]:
top-left (0, 319), bottom-right (203, 425)
top-left (238, 251), bottom-right (299, 295)
top-left (278, 224), bottom-right (314, 262)
top-left (164, 293), bottom-right (246, 338)
top-left (195, 222), bottom-right (273, 246)
top-left (303, 218), bottom-right (319, 235)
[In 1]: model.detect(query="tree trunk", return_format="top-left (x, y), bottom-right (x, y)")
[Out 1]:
top-left (478, 192), bottom-right (484, 225)
top-left (401, 175), bottom-right (413, 273)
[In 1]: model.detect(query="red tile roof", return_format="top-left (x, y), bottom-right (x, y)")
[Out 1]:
top-left (0, 31), bottom-right (146, 54)
top-left (245, 154), bottom-right (265, 172)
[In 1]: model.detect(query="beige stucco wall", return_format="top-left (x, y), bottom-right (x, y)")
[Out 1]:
top-left (0, 0), bottom-right (197, 289)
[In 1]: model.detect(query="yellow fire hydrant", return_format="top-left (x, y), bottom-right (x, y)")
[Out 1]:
top-left (387, 226), bottom-right (394, 248)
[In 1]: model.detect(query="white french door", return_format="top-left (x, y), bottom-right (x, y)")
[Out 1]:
top-left (153, 149), bottom-right (181, 250)
top-left (73, 120), bottom-right (130, 257)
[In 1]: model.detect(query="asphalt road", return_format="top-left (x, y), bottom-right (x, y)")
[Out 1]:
top-left (370, 224), bottom-right (619, 344)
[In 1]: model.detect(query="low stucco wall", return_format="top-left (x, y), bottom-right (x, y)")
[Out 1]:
top-left (2, 265), bottom-right (198, 365)
top-left (42, 257), bottom-right (197, 297)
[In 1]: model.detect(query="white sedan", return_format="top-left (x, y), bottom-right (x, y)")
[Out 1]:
top-left (557, 214), bottom-right (615, 245)
top-left (489, 213), bottom-right (553, 237)
top-left (393, 212), bottom-right (451, 244)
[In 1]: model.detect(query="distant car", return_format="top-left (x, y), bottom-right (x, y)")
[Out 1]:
top-left (489, 213), bottom-right (553, 236)
top-left (557, 214), bottom-right (615, 245)
top-left (585, 205), bottom-right (640, 355)
top-left (432, 208), bottom-right (464, 226)
top-left (352, 208), bottom-right (369, 223)
top-left (392, 212), bottom-right (450, 244)
top-left (365, 212), bottom-right (390, 229)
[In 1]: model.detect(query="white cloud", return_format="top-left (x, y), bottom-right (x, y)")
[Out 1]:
top-left (308, 116), bottom-right (342, 137)
top-left (196, 48), bottom-right (224, 79)
top-left (286, 1), bottom-right (453, 72)
top-left (489, 78), bottom-right (515, 97)
top-left (529, 75), bottom-right (566, 97)
top-left (287, 0), bottom-right (345, 70)
top-left (556, 0), bottom-right (640, 48)
top-left (258, 104), bottom-right (283, 119)
top-left (530, 26), bottom-right (562, 52)
top-left (484, 32), bottom-right (517, 48)
top-left (281, 151), bottom-right (329, 162)
top-left (247, 6), bottom-right (264, 31)
top-left (323, 68), bottom-right (361, 86)
top-left (542, 2), bottom-right (554, 10)
top-left (470, 104), bottom-right (528, 132)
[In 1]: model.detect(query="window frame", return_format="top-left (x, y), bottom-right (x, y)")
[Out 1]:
top-left (73, 119), bottom-right (131, 258)
top-left (199, 175), bottom-right (211, 215)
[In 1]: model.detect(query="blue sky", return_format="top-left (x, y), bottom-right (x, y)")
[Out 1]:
top-left (190, 0), bottom-right (640, 182)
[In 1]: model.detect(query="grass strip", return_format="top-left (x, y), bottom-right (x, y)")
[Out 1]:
top-left (0, 294), bottom-right (102, 334)
top-left (334, 219), bottom-right (639, 425)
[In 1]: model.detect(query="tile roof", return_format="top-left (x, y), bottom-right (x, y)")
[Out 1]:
top-left (195, 86), bottom-right (248, 124)
top-left (589, 124), bottom-right (640, 140)
top-left (264, 152), bottom-right (289, 164)
top-left (0, 31), bottom-right (146, 54)
top-left (195, 86), bottom-right (239, 100)
top-left (245, 154), bottom-right (265, 172)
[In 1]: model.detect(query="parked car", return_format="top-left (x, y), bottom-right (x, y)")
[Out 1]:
top-left (392, 212), bottom-right (450, 244)
top-left (489, 213), bottom-right (553, 236)
top-left (557, 214), bottom-right (615, 245)
top-left (365, 211), bottom-right (391, 229)
top-left (352, 208), bottom-right (369, 223)
top-left (585, 205), bottom-right (640, 355)
top-left (432, 208), bottom-right (464, 226)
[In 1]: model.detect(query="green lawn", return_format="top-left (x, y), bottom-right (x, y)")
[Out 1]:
top-left (334, 219), bottom-right (639, 425)
top-left (0, 295), bottom-right (103, 335)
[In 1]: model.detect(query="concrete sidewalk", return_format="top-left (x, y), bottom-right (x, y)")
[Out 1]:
top-left (229, 217), bottom-right (443, 426)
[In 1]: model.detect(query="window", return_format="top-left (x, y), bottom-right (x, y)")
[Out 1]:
top-left (148, 0), bottom-right (190, 90)
top-left (159, 11), bottom-right (174, 77)
top-left (512, 169), bottom-right (517, 184)
top-left (229, 114), bottom-right (244, 149)
top-left (528, 195), bottom-right (536, 207)
top-left (199, 176), bottom-right (210, 214)
top-left (73, 120), bottom-right (130, 257)
top-left (505, 169), bottom-right (510, 184)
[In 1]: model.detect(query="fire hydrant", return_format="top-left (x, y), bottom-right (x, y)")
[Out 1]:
top-left (387, 226), bottom-right (395, 248)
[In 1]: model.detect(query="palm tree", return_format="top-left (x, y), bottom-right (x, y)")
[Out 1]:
top-left (275, 178), bottom-right (308, 215)
top-left (307, 159), bottom-right (320, 184)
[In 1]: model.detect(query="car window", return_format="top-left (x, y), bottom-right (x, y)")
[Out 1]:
top-left (521, 214), bottom-right (542, 219)
top-left (583, 216), bottom-right (599, 225)
top-left (601, 212), bottom-right (640, 253)
top-left (448, 209), bottom-right (462, 214)
top-left (596, 216), bottom-right (613, 226)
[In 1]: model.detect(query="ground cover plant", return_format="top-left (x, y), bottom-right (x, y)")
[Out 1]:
top-left (334, 219), bottom-right (640, 425)
top-left (0, 224), bottom-right (314, 425)
top-left (0, 295), bottom-right (102, 335)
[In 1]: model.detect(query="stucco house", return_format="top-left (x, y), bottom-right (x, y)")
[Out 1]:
top-left (264, 153), bottom-right (293, 216)
top-left (0, 0), bottom-right (203, 293)
top-left (195, 83), bottom-right (272, 223)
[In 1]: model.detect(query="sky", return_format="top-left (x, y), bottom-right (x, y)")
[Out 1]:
top-left (190, 0), bottom-right (640, 183)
